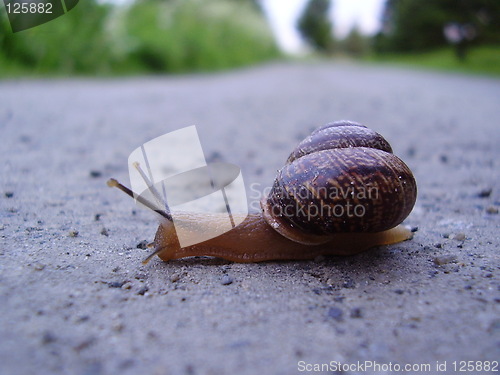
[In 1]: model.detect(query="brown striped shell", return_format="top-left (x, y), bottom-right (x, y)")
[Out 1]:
top-left (261, 121), bottom-right (417, 245)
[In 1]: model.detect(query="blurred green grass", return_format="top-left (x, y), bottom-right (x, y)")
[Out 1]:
top-left (369, 46), bottom-right (500, 77)
top-left (0, 0), bottom-right (280, 77)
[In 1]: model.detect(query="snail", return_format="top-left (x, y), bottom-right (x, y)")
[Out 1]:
top-left (108, 121), bottom-right (417, 263)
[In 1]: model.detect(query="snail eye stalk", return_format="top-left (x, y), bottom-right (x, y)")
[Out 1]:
top-left (107, 178), bottom-right (172, 221)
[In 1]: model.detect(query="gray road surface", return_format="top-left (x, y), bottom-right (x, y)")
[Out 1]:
top-left (1, 62), bottom-right (499, 375)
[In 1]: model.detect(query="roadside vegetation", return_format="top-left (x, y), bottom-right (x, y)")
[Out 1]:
top-left (368, 45), bottom-right (500, 77)
top-left (1, 0), bottom-right (499, 78)
top-left (299, 0), bottom-right (500, 77)
top-left (0, 0), bottom-right (279, 77)
top-left (369, 0), bottom-right (500, 76)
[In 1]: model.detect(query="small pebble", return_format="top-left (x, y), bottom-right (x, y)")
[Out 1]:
top-left (19, 135), bottom-right (31, 143)
top-left (477, 188), bottom-right (492, 198)
top-left (108, 281), bottom-right (125, 288)
top-left (295, 349), bottom-right (304, 358)
top-left (89, 170), bottom-right (102, 178)
top-left (206, 151), bottom-right (224, 163)
top-left (120, 359), bottom-right (135, 370)
top-left (434, 243), bottom-right (442, 249)
top-left (486, 206), bottom-right (498, 214)
top-left (33, 263), bottom-right (45, 271)
top-left (147, 331), bottom-right (159, 341)
top-left (439, 154), bottom-right (448, 163)
top-left (221, 275), bottom-right (233, 285)
top-left (433, 255), bottom-right (457, 265)
top-left (76, 315), bottom-right (90, 323)
top-left (4, 191), bottom-right (14, 198)
top-left (137, 286), bottom-right (149, 295)
top-left (410, 226), bottom-right (419, 233)
top-left (342, 279), bottom-right (356, 289)
top-left (68, 230), bottom-right (79, 238)
top-left (41, 331), bottom-right (57, 344)
top-left (170, 273), bottom-right (181, 283)
top-left (488, 320), bottom-right (500, 333)
top-left (121, 282), bottom-right (132, 290)
top-left (94, 214), bottom-right (102, 221)
top-left (100, 228), bottom-right (109, 237)
top-left (74, 337), bottom-right (96, 352)
top-left (327, 307), bottom-right (343, 321)
top-left (451, 233), bottom-right (466, 241)
top-left (185, 364), bottom-right (195, 375)
top-left (136, 240), bottom-right (148, 249)
top-left (113, 323), bottom-right (125, 332)
top-left (350, 307), bottom-right (363, 319)
top-left (394, 289), bottom-right (405, 295)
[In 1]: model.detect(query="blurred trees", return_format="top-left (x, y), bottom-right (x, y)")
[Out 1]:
top-left (0, 0), bottom-right (112, 73)
top-left (297, 0), bottom-right (334, 53)
top-left (341, 25), bottom-right (368, 57)
top-left (0, 0), bottom-right (279, 76)
top-left (375, 0), bottom-right (500, 53)
top-left (121, 0), bottom-right (278, 72)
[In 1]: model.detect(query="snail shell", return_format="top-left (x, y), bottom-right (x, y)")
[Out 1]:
top-left (261, 121), bottom-right (417, 245)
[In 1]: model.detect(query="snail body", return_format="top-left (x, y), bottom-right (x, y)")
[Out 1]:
top-left (153, 212), bottom-right (413, 262)
top-left (109, 121), bottom-right (417, 263)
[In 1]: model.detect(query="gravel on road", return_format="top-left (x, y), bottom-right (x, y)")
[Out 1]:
top-left (1, 62), bottom-right (499, 375)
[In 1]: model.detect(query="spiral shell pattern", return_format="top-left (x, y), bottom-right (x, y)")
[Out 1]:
top-left (261, 121), bottom-right (417, 245)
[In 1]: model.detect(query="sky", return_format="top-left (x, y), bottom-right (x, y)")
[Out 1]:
top-left (261, 0), bottom-right (386, 53)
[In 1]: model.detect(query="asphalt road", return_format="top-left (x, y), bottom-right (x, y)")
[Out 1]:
top-left (1, 62), bottom-right (499, 375)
